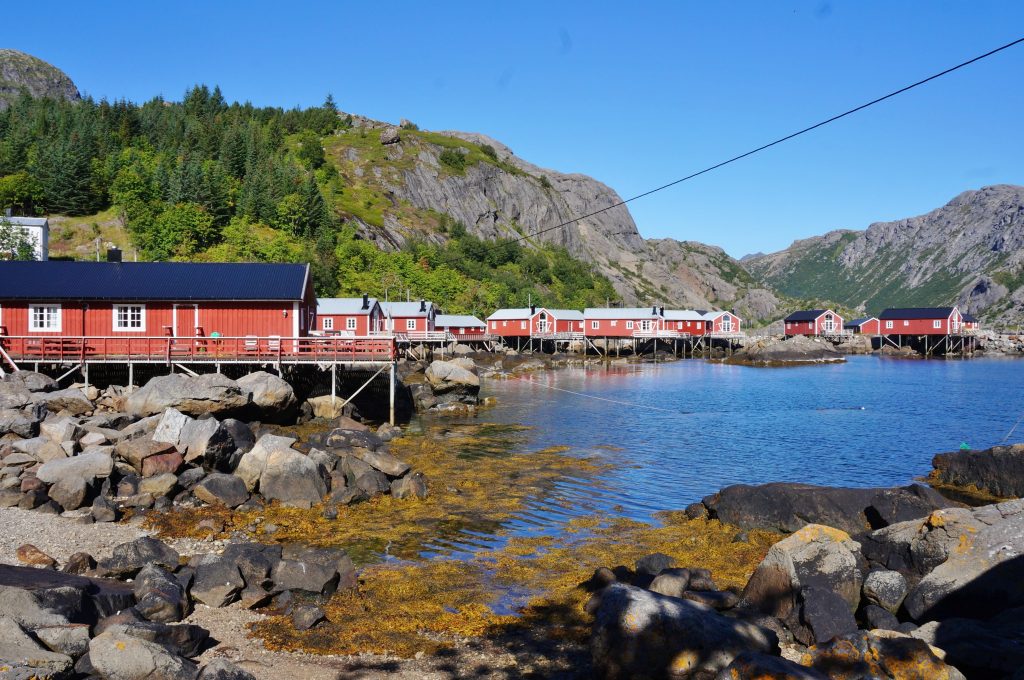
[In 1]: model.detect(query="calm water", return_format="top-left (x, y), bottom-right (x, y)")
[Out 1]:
top-left (417, 356), bottom-right (1024, 555)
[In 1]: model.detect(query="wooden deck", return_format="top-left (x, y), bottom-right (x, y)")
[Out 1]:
top-left (0, 335), bottom-right (396, 368)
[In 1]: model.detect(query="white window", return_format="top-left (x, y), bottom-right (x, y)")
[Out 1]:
top-left (113, 304), bottom-right (145, 332)
top-left (323, 317), bottom-right (334, 330)
top-left (29, 304), bottom-right (61, 332)
top-left (591, 320), bottom-right (599, 330)
top-left (626, 320), bottom-right (634, 329)
top-left (933, 320), bottom-right (942, 329)
top-left (492, 321), bottom-right (498, 329)
top-left (406, 319), bottom-right (416, 330)
top-left (903, 320), bottom-right (909, 327)
top-left (520, 321), bottom-right (526, 330)
top-left (347, 317), bottom-right (357, 330)
top-left (459, 327), bottom-right (465, 334)
top-left (885, 320), bottom-right (893, 329)
top-left (678, 322), bottom-right (683, 329)
top-left (611, 320), bottom-right (618, 327)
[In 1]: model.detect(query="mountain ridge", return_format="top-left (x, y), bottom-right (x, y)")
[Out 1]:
top-left (0, 49), bottom-right (79, 110)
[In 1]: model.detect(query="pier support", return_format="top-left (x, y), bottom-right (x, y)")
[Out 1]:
top-left (389, 361), bottom-right (397, 425)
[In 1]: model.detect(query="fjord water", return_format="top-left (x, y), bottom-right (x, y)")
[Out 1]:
top-left (475, 356), bottom-right (1024, 530)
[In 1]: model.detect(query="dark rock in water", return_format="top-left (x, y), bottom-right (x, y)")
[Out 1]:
top-left (862, 603), bottom-right (901, 631)
top-left (716, 651), bottom-right (828, 679)
top-left (390, 472), bottom-right (428, 499)
top-left (98, 537), bottom-right (180, 579)
top-left (732, 335), bottom-right (843, 365)
top-left (931, 443), bottom-right (1024, 499)
top-left (635, 553), bottom-right (675, 577)
top-left (911, 607), bottom-right (1024, 679)
top-left (133, 564), bottom-right (189, 623)
top-left (89, 629), bottom-right (200, 679)
top-left (191, 558), bottom-right (244, 608)
top-left (798, 586), bottom-right (858, 645)
top-left (291, 604), bottom-right (326, 630)
top-left (702, 482), bottom-right (956, 534)
top-left (0, 564), bottom-right (134, 623)
top-left (198, 658), bottom-right (257, 680)
top-left (800, 630), bottom-right (965, 680)
top-left (193, 473), bottom-right (249, 509)
top-left (591, 583), bottom-right (777, 679)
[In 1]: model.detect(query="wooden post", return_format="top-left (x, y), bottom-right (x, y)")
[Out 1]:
top-left (389, 361), bottom-right (397, 425)
top-left (128, 362), bottom-right (134, 388)
top-left (83, 363), bottom-right (89, 390)
top-left (331, 362), bottom-right (337, 407)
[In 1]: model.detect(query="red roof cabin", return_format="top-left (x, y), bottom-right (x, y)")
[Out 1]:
top-left (0, 260), bottom-right (315, 344)
top-left (702, 310), bottom-right (742, 335)
top-left (662, 310), bottom-right (708, 336)
top-left (380, 300), bottom-right (437, 335)
top-left (316, 295), bottom-right (384, 336)
top-left (435, 314), bottom-right (487, 340)
top-left (485, 306), bottom-right (583, 338)
top-left (960, 313), bottom-right (980, 332)
top-left (584, 306), bottom-right (665, 338)
top-left (879, 307), bottom-right (965, 335)
top-left (844, 317), bottom-right (880, 335)
top-left (784, 309), bottom-right (844, 336)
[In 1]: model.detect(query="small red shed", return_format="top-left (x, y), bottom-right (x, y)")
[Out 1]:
top-left (784, 309), bottom-right (844, 336)
top-left (702, 310), bottom-right (742, 334)
top-left (435, 314), bottom-right (487, 339)
top-left (316, 295), bottom-right (385, 335)
top-left (662, 310), bottom-right (708, 336)
top-left (879, 307), bottom-right (964, 335)
top-left (844, 317), bottom-right (880, 335)
top-left (381, 300), bottom-right (437, 334)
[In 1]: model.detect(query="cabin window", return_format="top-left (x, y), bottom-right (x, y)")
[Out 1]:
top-left (323, 317), bottom-right (334, 330)
top-left (903, 320), bottom-right (909, 327)
top-left (885, 320), bottom-right (893, 329)
top-left (29, 304), bottom-right (61, 332)
top-left (591, 320), bottom-right (599, 330)
top-left (406, 319), bottom-right (416, 331)
top-left (626, 321), bottom-right (634, 329)
top-left (459, 327), bottom-right (465, 334)
top-left (113, 304), bottom-right (145, 332)
top-left (344, 317), bottom-right (356, 331)
top-left (678, 322), bottom-right (683, 329)
top-left (933, 320), bottom-right (941, 329)
top-left (520, 321), bottom-right (526, 330)
top-left (611, 320), bottom-right (618, 327)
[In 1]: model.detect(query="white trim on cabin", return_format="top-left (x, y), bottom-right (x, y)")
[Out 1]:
top-left (112, 304), bottom-right (146, 332)
top-left (29, 304), bottom-right (62, 332)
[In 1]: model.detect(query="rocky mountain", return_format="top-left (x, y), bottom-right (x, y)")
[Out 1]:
top-left (327, 117), bottom-right (780, 320)
top-left (744, 185), bottom-right (1024, 325)
top-left (0, 49), bottom-right (80, 110)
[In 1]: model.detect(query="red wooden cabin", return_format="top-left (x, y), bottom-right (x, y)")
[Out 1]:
top-left (435, 314), bottom-right (487, 339)
top-left (702, 310), bottom-right (742, 334)
top-left (662, 310), bottom-right (708, 336)
top-left (0, 261), bottom-right (315, 342)
top-left (380, 300), bottom-right (437, 334)
top-left (784, 309), bottom-right (844, 336)
top-left (844, 317), bottom-right (880, 335)
top-left (960, 313), bottom-right (980, 332)
top-left (879, 307), bottom-right (964, 335)
top-left (584, 307), bottom-right (665, 338)
top-left (486, 306), bottom-right (583, 337)
top-left (316, 295), bottom-right (384, 335)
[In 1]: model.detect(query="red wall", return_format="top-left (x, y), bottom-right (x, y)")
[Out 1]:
top-left (664, 320), bottom-right (708, 336)
top-left (852, 319), bottom-right (880, 335)
top-left (881, 310), bottom-right (961, 335)
top-left (585, 317), bottom-right (661, 338)
top-left (785, 312), bottom-right (843, 336)
top-left (318, 310), bottom-right (382, 335)
top-left (708, 313), bottom-right (742, 333)
top-left (785, 320), bottom-right (816, 336)
top-left (0, 300), bottom-right (306, 338)
top-left (489, 317), bottom-right (529, 337)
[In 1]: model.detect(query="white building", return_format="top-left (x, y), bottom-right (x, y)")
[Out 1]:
top-left (1, 214), bottom-right (49, 261)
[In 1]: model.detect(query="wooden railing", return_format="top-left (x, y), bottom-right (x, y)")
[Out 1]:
top-left (632, 329), bottom-right (692, 339)
top-left (0, 336), bottom-right (396, 364)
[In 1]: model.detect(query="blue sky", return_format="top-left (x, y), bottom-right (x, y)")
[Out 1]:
top-left (7, 1), bottom-right (1024, 257)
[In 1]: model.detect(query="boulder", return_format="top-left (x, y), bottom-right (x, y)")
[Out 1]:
top-left (798, 586), bottom-right (858, 644)
top-left (193, 474), bottom-right (249, 509)
top-left (798, 630), bottom-right (965, 680)
top-left (89, 630), bottom-right (199, 680)
top-left (0, 616), bottom-right (74, 677)
top-left (198, 659), bottom-right (257, 680)
top-left (36, 451), bottom-right (113, 485)
top-left (259, 448), bottom-right (327, 509)
top-left (425, 360), bottom-right (481, 399)
top-left (133, 564), bottom-right (189, 624)
top-left (272, 546), bottom-right (355, 596)
top-left (0, 564), bottom-right (135, 624)
top-left (636, 553), bottom-right (676, 577)
top-left (911, 608), bottom-right (1024, 678)
top-left (138, 473), bottom-right (179, 498)
top-left (649, 568), bottom-right (692, 599)
top-left (97, 537), bottom-right (180, 579)
top-left (731, 335), bottom-right (844, 365)
top-left (390, 472), bottom-right (428, 500)
top-left (0, 408), bottom-right (39, 438)
top-left (95, 617), bottom-right (209, 659)
top-left (49, 475), bottom-right (89, 511)
top-left (291, 604), bottom-right (326, 631)
top-left (0, 382), bottom-right (33, 409)
top-left (34, 621), bottom-right (91, 659)
top-left (40, 417), bottom-right (82, 444)
top-left (715, 651), bottom-right (828, 679)
top-left (702, 482), bottom-right (955, 535)
top-left (3, 371), bottom-right (57, 392)
top-left (142, 451), bottom-right (184, 477)
top-left (234, 434), bottom-right (296, 492)
top-left (350, 447), bottom-right (410, 477)
top-left (177, 418), bottom-right (234, 470)
top-left (931, 443), bottom-right (1024, 499)
top-left (591, 583), bottom-right (777, 679)
top-left (236, 371), bottom-right (297, 419)
top-left (15, 544), bottom-right (57, 569)
top-left (152, 408), bottom-right (191, 447)
top-left (33, 388), bottom-right (93, 416)
top-left (115, 438), bottom-right (176, 472)
top-left (125, 373), bottom-right (249, 418)
top-left (862, 569), bottom-right (907, 614)
top-left (190, 558), bottom-right (244, 608)
top-left (379, 126), bottom-right (401, 144)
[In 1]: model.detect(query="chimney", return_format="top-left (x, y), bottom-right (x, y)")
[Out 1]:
top-left (652, 305), bottom-right (657, 315)
top-left (107, 248), bottom-right (122, 263)
top-left (660, 306), bottom-right (665, 316)
top-left (361, 293), bottom-right (369, 310)
top-left (530, 304), bottom-right (536, 315)
top-left (419, 299), bottom-right (426, 313)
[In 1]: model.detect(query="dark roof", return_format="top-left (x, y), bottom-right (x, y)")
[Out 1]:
top-left (879, 307), bottom-right (955, 320)
top-left (0, 261), bottom-right (309, 301)
top-left (784, 309), bottom-right (830, 322)
top-left (962, 313), bottom-right (978, 323)
top-left (844, 317), bottom-right (876, 328)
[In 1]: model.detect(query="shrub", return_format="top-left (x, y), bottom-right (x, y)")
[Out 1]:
top-left (480, 144), bottom-right (498, 161)
top-left (438, 148), bottom-right (467, 174)
top-left (539, 175), bottom-right (552, 189)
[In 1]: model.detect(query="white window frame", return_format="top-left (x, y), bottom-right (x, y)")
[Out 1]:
top-left (626, 320), bottom-right (634, 330)
top-left (323, 317), bottom-right (334, 330)
top-left (406, 318), bottom-right (416, 331)
top-left (347, 317), bottom-right (357, 331)
top-left (678, 321), bottom-right (683, 329)
top-left (112, 304), bottom-right (146, 332)
top-left (933, 320), bottom-right (942, 329)
top-left (903, 320), bottom-right (909, 327)
top-left (520, 321), bottom-right (526, 330)
top-left (29, 304), bottom-right (62, 332)
top-left (611, 320), bottom-right (618, 327)
top-left (591, 320), bottom-right (599, 330)
top-left (458, 327), bottom-right (465, 334)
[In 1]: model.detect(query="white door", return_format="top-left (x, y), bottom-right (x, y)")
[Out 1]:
top-left (537, 313), bottom-right (548, 333)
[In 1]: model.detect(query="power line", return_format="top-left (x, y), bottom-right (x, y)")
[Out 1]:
top-left (514, 36), bottom-right (1024, 245)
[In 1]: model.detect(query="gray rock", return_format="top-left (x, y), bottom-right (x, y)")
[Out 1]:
top-left (291, 604), bottom-right (325, 631)
top-left (354, 470), bottom-right (389, 497)
top-left (425, 360), bottom-right (480, 398)
top-left (39, 417), bottom-right (82, 444)
top-left (98, 618), bottom-right (209, 659)
top-left (193, 474), bottom-right (249, 509)
top-left (3, 371), bottom-right (57, 392)
top-left (191, 558), bottom-right (244, 608)
top-left (390, 472), bottom-right (428, 499)
top-left (138, 472), bottom-right (179, 498)
top-left (236, 371), bottom-right (297, 418)
top-left (863, 569), bottom-right (908, 614)
top-left (234, 434), bottom-right (296, 492)
top-left (733, 335), bottom-right (843, 364)
top-left (259, 448), bottom-right (327, 509)
top-left (91, 496), bottom-right (118, 523)
top-left (350, 447), bottom-right (409, 477)
top-left (379, 126), bottom-right (400, 144)
top-left (648, 568), bottom-right (691, 598)
top-left (0, 382), bottom-right (33, 409)
top-left (152, 408), bottom-right (191, 447)
top-left (198, 659), bottom-right (257, 680)
top-left (0, 585), bottom-right (69, 630)
top-left (48, 475), bottom-right (88, 511)
top-left (635, 553), bottom-right (675, 577)
top-left (89, 629), bottom-right (199, 680)
top-left (272, 547), bottom-right (355, 596)
top-left (591, 583), bottom-right (777, 679)
top-left (36, 451), bottom-right (113, 486)
top-left (133, 564), bottom-right (189, 623)
top-left (0, 408), bottom-right (39, 438)
top-left (98, 537), bottom-right (180, 578)
top-left (799, 586), bottom-right (858, 645)
top-left (114, 437), bottom-right (176, 472)
top-left (177, 418), bottom-right (234, 470)
top-left (911, 607), bottom-right (1024, 678)
top-left (931, 443), bottom-right (1024, 501)
top-left (33, 622), bottom-right (90, 658)
top-left (33, 388), bottom-right (93, 416)
top-left (0, 616), bottom-right (73, 676)
top-left (862, 603), bottom-right (901, 631)
top-left (680, 590), bottom-right (739, 610)
top-left (125, 373), bottom-right (249, 418)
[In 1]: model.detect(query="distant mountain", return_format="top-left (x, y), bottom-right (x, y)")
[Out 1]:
top-left (745, 185), bottom-right (1024, 325)
top-left (0, 49), bottom-right (80, 110)
top-left (329, 119), bottom-right (781, 320)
